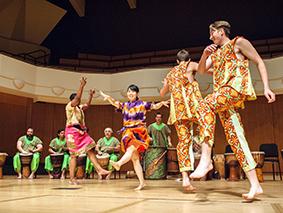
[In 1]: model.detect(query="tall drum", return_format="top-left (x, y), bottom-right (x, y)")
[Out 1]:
top-left (50, 153), bottom-right (64, 179)
top-left (0, 153), bottom-right (8, 178)
top-left (213, 154), bottom-right (225, 179)
top-left (96, 153), bottom-right (110, 169)
top-left (224, 153), bottom-right (240, 181)
top-left (167, 148), bottom-right (179, 174)
top-left (144, 146), bottom-right (167, 180)
top-left (19, 153), bottom-right (33, 178)
top-left (251, 151), bottom-right (265, 182)
top-left (76, 154), bottom-right (87, 179)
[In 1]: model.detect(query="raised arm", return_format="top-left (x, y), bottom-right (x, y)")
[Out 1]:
top-left (235, 37), bottom-right (275, 103)
top-left (99, 90), bottom-right (121, 108)
top-left (81, 89), bottom-right (95, 111)
top-left (160, 78), bottom-right (169, 97)
top-left (71, 77), bottom-right (87, 107)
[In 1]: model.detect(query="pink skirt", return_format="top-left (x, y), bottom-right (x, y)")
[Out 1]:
top-left (65, 126), bottom-right (96, 156)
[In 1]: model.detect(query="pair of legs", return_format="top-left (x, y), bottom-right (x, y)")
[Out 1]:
top-left (111, 145), bottom-right (145, 190)
top-left (190, 86), bottom-right (262, 200)
top-left (45, 154), bottom-right (69, 179)
top-left (13, 152), bottom-right (40, 179)
top-left (69, 149), bottom-right (110, 184)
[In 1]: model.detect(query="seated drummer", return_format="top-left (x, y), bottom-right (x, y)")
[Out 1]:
top-left (13, 127), bottom-right (43, 179)
top-left (86, 127), bottom-right (120, 180)
top-left (44, 129), bottom-right (69, 179)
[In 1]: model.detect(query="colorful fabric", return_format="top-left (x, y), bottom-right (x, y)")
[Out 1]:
top-left (44, 153), bottom-right (69, 172)
top-left (65, 102), bottom-right (85, 126)
top-left (166, 61), bottom-right (215, 146)
top-left (211, 36), bottom-right (256, 102)
top-left (17, 136), bottom-right (43, 152)
top-left (205, 86), bottom-right (257, 172)
top-left (65, 126), bottom-right (96, 156)
top-left (147, 122), bottom-right (171, 147)
top-left (13, 152), bottom-right (40, 173)
top-left (121, 126), bottom-right (151, 153)
top-left (119, 100), bottom-right (152, 127)
top-left (174, 120), bottom-right (194, 172)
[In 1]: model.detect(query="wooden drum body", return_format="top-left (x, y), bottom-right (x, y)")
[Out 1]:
top-left (224, 153), bottom-right (240, 181)
top-left (96, 153), bottom-right (110, 169)
top-left (213, 154), bottom-right (225, 179)
top-left (167, 148), bottom-right (179, 175)
top-left (50, 153), bottom-right (64, 179)
top-left (0, 153), bottom-right (8, 178)
top-left (251, 151), bottom-right (265, 182)
top-left (20, 153), bottom-right (33, 178)
top-left (76, 154), bottom-right (87, 179)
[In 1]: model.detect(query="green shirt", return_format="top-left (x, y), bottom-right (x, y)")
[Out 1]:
top-left (97, 137), bottom-right (120, 154)
top-left (148, 122), bottom-right (171, 147)
top-left (18, 135), bottom-right (43, 152)
top-left (49, 138), bottom-right (67, 153)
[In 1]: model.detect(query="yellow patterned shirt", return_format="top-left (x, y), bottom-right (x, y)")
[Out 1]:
top-left (65, 102), bottom-right (85, 126)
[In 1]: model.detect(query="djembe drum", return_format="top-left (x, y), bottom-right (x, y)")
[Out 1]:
top-left (76, 154), bottom-right (87, 179)
top-left (144, 146), bottom-right (167, 180)
top-left (50, 153), bottom-right (64, 179)
top-left (213, 154), bottom-right (225, 179)
top-left (224, 153), bottom-right (240, 181)
top-left (96, 153), bottom-right (110, 169)
top-left (167, 148), bottom-right (179, 175)
top-left (20, 153), bottom-right (33, 178)
top-left (251, 151), bottom-right (265, 182)
top-left (0, 153), bottom-right (8, 178)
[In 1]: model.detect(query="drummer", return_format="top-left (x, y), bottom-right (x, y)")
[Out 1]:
top-left (13, 127), bottom-right (43, 179)
top-left (148, 112), bottom-right (172, 148)
top-left (88, 127), bottom-right (120, 180)
top-left (44, 129), bottom-right (69, 179)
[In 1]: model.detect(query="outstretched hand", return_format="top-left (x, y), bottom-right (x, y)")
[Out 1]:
top-left (99, 90), bottom-right (110, 101)
top-left (162, 100), bottom-right (170, 108)
top-left (264, 88), bottom-right (276, 103)
top-left (89, 89), bottom-right (95, 96)
top-left (80, 77), bottom-right (87, 86)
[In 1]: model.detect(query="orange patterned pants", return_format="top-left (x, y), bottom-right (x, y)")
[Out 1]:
top-left (205, 86), bottom-right (256, 172)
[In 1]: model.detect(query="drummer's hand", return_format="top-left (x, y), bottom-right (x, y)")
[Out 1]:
top-left (28, 149), bottom-right (34, 153)
top-left (98, 151), bottom-right (103, 155)
top-left (168, 142), bottom-right (173, 147)
top-left (22, 150), bottom-right (29, 154)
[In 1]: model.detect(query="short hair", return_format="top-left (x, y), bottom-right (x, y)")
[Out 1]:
top-left (209, 20), bottom-right (231, 37)
top-left (127, 84), bottom-right (139, 93)
top-left (104, 127), bottom-right (113, 133)
top-left (177, 49), bottom-right (190, 62)
top-left (69, 93), bottom-right (77, 101)
top-left (155, 112), bottom-right (162, 117)
top-left (57, 129), bottom-right (65, 135)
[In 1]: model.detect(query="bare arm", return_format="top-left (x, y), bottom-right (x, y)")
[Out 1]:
top-left (30, 144), bottom-right (43, 153)
top-left (167, 135), bottom-right (172, 147)
top-left (81, 89), bottom-right (95, 111)
top-left (160, 78), bottom-right (169, 97)
top-left (48, 148), bottom-right (56, 154)
top-left (71, 77), bottom-right (87, 107)
top-left (99, 91), bottom-right (121, 108)
top-left (151, 100), bottom-right (169, 110)
top-left (198, 44), bottom-right (217, 74)
top-left (236, 38), bottom-right (276, 103)
top-left (17, 141), bottom-right (28, 153)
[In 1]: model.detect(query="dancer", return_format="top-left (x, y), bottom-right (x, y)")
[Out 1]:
top-left (100, 84), bottom-right (168, 190)
top-left (160, 49), bottom-right (215, 192)
top-left (65, 77), bottom-right (110, 185)
top-left (191, 20), bottom-right (275, 200)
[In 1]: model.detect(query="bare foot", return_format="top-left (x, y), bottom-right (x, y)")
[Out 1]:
top-left (110, 160), bottom-right (120, 171)
top-left (134, 183), bottom-right (145, 191)
top-left (69, 178), bottom-right (80, 185)
top-left (60, 175), bottom-right (65, 180)
top-left (98, 168), bottom-right (110, 176)
top-left (183, 184), bottom-right (196, 193)
top-left (98, 173), bottom-right (103, 180)
top-left (49, 174), bottom-right (54, 179)
top-left (242, 185), bottom-right (263, 201)
top-left (105, 173), bottom-right (111, 180)
top-left (28, 173), bottom-right (35, 179)
top-left (190, 161), bottom-right (213, 179)
top-left (17, 174), bottom-right (22, 179)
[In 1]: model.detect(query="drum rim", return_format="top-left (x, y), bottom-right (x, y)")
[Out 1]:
top-left (251, 151), bottom-right (265, 154)
top-left (19, 153), bottom-right (33, 156)
top-left (50, 153), bottom-right (64, 156)
top-left (96, 153), bottom-right (110, 158)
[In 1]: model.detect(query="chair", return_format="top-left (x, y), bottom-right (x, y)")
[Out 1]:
top-left (259, 143), bottom-right (282, 181)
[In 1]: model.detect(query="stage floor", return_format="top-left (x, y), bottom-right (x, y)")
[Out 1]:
top-left (0, 175), bottom-right (282, 213)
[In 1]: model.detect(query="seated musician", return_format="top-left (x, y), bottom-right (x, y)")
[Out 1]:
top-left (13, 127), bottom-right (43, 179)
top-left (44, 129), bottom-right (69, 179)
top-left (86, 127), bottom-right (120, 180)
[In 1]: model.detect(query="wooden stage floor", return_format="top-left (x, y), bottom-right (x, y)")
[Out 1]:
top-left (0, 175), bottom-right (283, 213)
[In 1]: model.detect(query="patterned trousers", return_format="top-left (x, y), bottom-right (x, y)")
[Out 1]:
top-left (205, 86), bottom-right (256, 172)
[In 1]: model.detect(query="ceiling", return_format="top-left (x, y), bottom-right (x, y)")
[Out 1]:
top-left (43, 0), bottom-right (283, 64)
